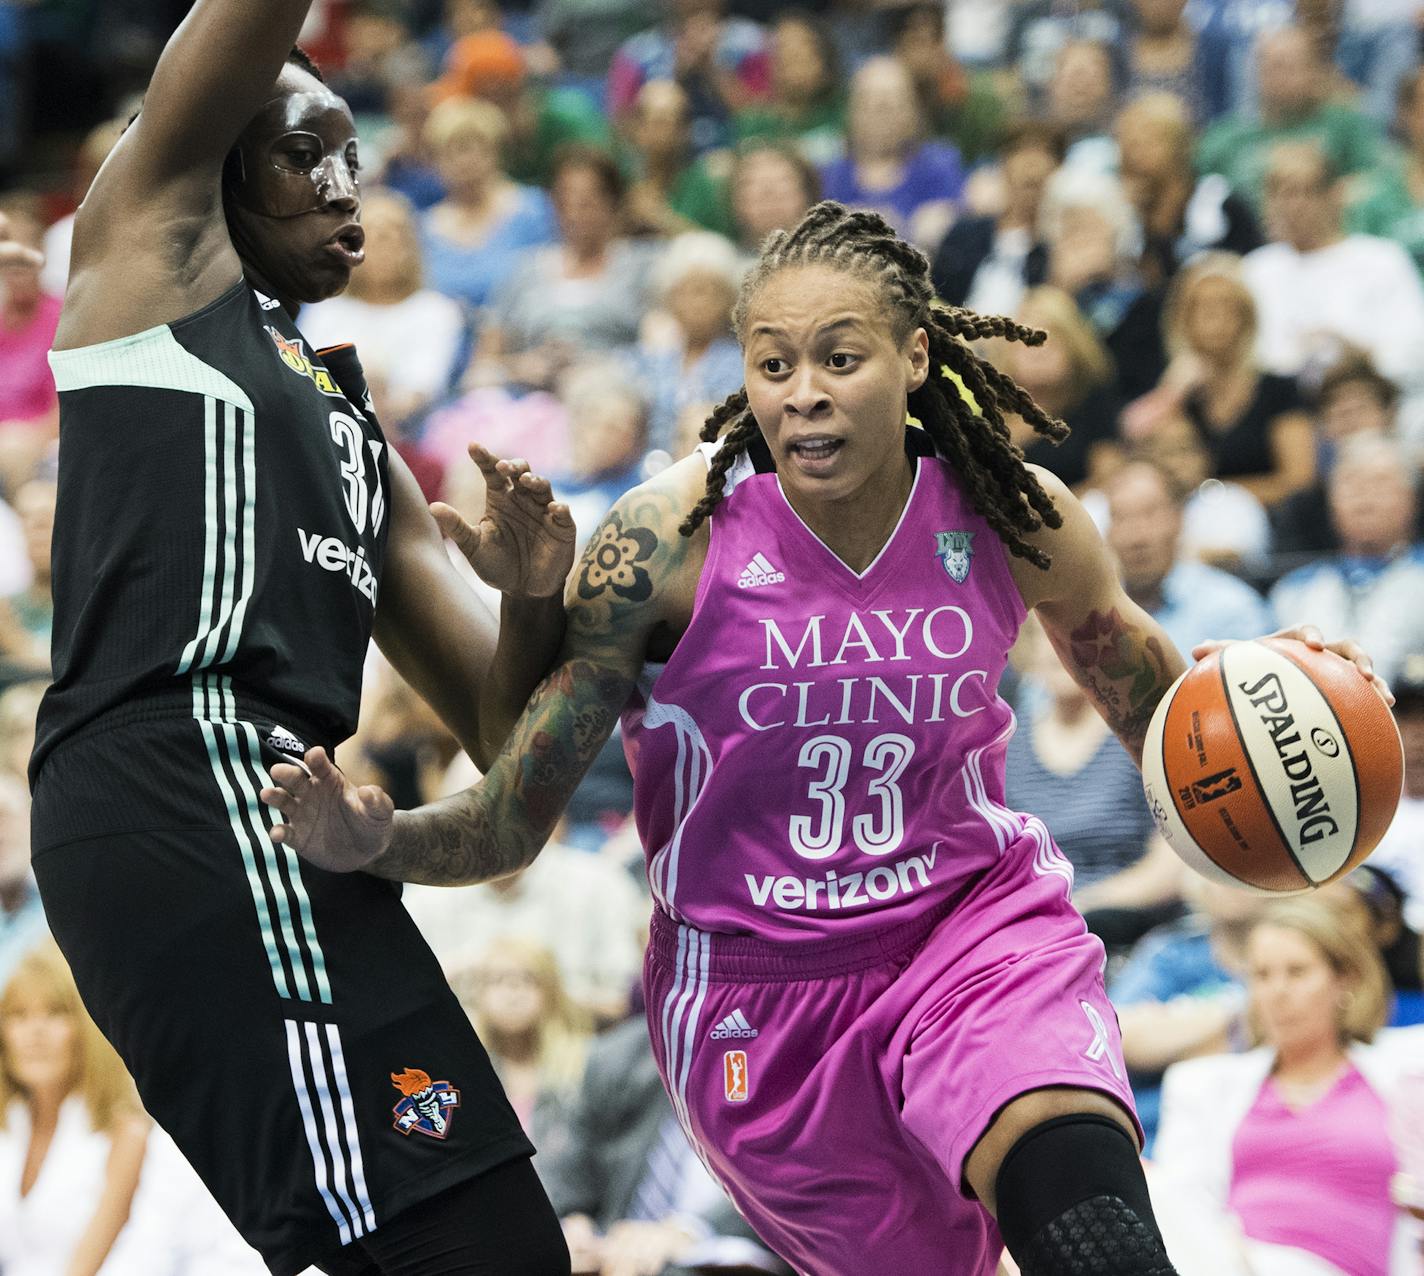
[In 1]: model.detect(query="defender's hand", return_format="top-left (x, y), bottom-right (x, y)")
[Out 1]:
top-left (1193, 626), bottom-right (1393, 705)
top-left (262, 747), bottom-right (395, 871)
top-left (432, 442), bottom-right (575, 599)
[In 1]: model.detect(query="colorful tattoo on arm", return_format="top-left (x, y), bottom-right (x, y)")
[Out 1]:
top-left (1064, 608), bottom-right (1178, 764)
top-left (370, 486), bottom-right (689, 886)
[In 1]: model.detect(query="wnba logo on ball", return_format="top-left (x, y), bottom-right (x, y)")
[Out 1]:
top-left (724, 1051), bottom-right (749, 1103)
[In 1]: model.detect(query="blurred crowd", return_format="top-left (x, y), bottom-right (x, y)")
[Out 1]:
top-left (2, 0), bottom-right (1424, 1272)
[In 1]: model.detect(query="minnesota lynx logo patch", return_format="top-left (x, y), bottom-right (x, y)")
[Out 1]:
top-left (935, 531), bottom-right (975, 584)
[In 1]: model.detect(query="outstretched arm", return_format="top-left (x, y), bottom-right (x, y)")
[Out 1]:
top-left (266, 466), bottom-right (705, 884)
top-left (1013, 469), bottom-right (1187, 766)
top-left (373, 445), bottom-right (575, 771)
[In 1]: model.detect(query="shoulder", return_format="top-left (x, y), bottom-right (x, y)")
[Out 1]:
top-left (1162, 1048), bottom-right (1272, 1101)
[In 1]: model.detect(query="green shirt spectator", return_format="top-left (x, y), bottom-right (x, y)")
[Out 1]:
top-left (620, 80), bottom-right (735, 239)
top-left (1196, 27), bottom-right (1384, 215)
top-left (1344, 68), bottom-right (1424, 277)
top-left (731, 12), bottom-right (846, 169)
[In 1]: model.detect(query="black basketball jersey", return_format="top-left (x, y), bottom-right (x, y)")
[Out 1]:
top-left (32, 280), bottom-right (391, 779)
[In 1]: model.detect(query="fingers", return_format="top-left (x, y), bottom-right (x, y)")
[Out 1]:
top-left (430, 500), bottom-right (486, 559)
top-left (546, 501), bottom-right (575, 530)
top-left (1191, 640), bottom-right (1227, 660)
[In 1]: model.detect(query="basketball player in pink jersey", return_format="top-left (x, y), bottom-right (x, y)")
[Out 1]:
top-left (264, 203), bottom-right (1386, 1275)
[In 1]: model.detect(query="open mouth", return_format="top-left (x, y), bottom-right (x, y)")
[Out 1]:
top-left (788, 436), bottom-right (845, 464)
top-left (325, 224), bottom-right (366, 268)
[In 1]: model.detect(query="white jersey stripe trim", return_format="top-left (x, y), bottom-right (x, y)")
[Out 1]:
top-left (304, 1021), bottom-right (368, 1240)
top-left (323, 1024), bottom-right (377, 1232)
top-left (178, 397), bottom-right (221, 675)
top-left (284, 1020), bottom-right (355, 1246)
top-left (48, 321), bottom-right (254, 410)
top-left (220, 400), bottom-right (259, 664)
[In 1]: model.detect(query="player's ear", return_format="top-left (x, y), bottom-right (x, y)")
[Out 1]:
top-left (906, 326), bottom-right (930, 392)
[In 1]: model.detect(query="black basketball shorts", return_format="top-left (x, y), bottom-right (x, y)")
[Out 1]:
top-left (31, 708), bottom-right (532, 1276)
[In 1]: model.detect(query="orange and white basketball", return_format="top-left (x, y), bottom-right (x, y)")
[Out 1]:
top-left (1141, 638), bottom-right (1404, 893)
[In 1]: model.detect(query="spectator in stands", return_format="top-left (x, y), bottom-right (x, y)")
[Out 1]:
top-left (629, 232), bottom-right (743, 455)
top-left (820, 56), bottom-right (965, 251)
top-left (1243, 141), bottom-right (1424, 398)
top-left (1126, 414), bottom-right (1273, 567)
top-left (1005, 617), bottom-right (1178, 951)
top-left (931, 121), bottom-right (1062, 315)
top-left (470, 146), bottom-right (652, 391)
top-left (0, 203), bottom-right (59, 451)
top-left (0, 479), bottom-right (53, 687)
top-left (0, 680), bottom-right (44, 789)
top-left (997, 285), bottom-right (1122, 489)
top-left (731, 11), bottom-right (844, 168)
top-left (1040, 167), bottom-right (1166, 398)
top-left (621, 80), bottom-right (734, 238)
top-left (1145, 253), bottom-right (1315, 506)
top-left (1116, 94), bottom-right (1261, 289)
top-left (1349, 67), bottom-right (1424, 279)
top-left (418, 97), bottom-right (557, 313)
top-left (327, 0), bottom-right (426, 117)
top-left (1270, 433), bottom-right (1424, 685)
top-left (890, 3), bottom-right (1007, 167)
top-left (39, 117), bottom-right (126, 301)
top-left (541, 1016), bottom-right (792, 1276)
top-left (0, 778), bottom-right (39, 989)
top-left (299, 189), bottom-right (466, 436)
top-left (551, 364), bottom-right (650, 546)
top-left (1197, 26), bottom-right (1385, 216)
top-left (1043, 39), bottom-right (1120, 176)
top-left (531, 0), bottom-right (647, 83)
top-left (1272, 354), bottom-right (1412, 556)
top-left (1005, 0), bottom-right (1130, 113)
top-left (1320, 865), bottom-right (1423, 1000)
top-left (607, 0), bottom-right (771, 154)
top-left (1152, 899), bottom-right (1419, 1276)
top-left (1123, 0), bottom-right (1209, 121)
top-left (1104, 459), bottom-right (1273, 655)
top-left (403, 813), bottom-right (646, 1023)
top-left (429, 29), bottom-right (613, 189)
top-left (1112, 875), bottom-right (1265, 1148)
top-left (728, 141), bottom-right (819, 254)
top-left (1368, 657), bottom-right (1424, 942)
top-left (0, 942), bottom-right (149, 1275)
top-left (449, 935), bottom-right (590, 1158)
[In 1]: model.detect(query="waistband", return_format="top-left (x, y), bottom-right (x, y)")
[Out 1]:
top-left (647, 877), bottom-right (980, 983)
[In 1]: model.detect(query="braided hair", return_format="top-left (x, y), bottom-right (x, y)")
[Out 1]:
top-left (679, 201), bottom-right (1069, 568)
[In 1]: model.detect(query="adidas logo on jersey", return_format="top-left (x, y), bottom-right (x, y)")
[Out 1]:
top-left (737, 553), bottom-right (785, 589)
top-left (710, 1009), bottom-right (759, 1040)
top-left (265, 726), bottom-right (309, 758)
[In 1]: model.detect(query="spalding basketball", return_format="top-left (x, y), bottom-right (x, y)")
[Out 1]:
top-left (1141, 638), bottom-right (1403, 893)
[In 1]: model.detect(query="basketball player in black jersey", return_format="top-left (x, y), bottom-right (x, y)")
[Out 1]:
top-left (29, 4), bottom-right (574, 1273)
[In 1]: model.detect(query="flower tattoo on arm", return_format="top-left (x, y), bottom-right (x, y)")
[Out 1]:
top-left (578, 514), bottom-right (657, 602)
top-left (1066, 607), bottom-right (1176, 763)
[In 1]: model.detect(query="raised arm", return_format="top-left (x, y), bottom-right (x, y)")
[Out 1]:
top-left (107, 0), bottom-right (319, 190)
top-left (372, 446), bottom-right (574, 771)
top-left (1011, 467), bottom-right (1187, 766)
top-left (266, 463), bottom-right (706, 884)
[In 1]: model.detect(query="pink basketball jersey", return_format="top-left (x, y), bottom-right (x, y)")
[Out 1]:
top-left (621, 438), bottom-right (1030, 938)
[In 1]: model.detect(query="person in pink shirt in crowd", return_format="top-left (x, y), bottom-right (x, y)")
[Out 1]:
top-left (1153, 897), bottom-right (1423, 1275)
top-left (0, 205), bottom-right (61, 486)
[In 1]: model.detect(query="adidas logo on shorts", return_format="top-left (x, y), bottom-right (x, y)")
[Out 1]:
top-left (710, 1009), bottom-right (759, 1040)
top-left (737, 553), bottom-right (785, 589)
top-left (266, 725), bottom-right (309, 758)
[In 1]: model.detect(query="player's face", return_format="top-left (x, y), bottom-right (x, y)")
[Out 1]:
top-left (1245, 923), bottom-right (1348, 1052)
top-left (743, 265), bottom-right (929, 508)
top-left (226, 67), bottom-right (365, 305)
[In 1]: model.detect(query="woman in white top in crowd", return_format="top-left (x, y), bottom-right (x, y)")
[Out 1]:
top-left (0, 941), bottom-right (147, 1276)
top-left (1152, 897), bottom-right (1422, 1276)
top-left (298, 188), bottom-right (466, 434)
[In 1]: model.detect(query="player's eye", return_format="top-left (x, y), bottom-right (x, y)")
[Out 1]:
top-left (827, 352), bottom-right (858, 370)
top-left (761, 358), bottom-right (788, 376)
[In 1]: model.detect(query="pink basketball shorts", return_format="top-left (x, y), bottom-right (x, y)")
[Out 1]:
top-left (643, 824), bottom-right (1140, 1276)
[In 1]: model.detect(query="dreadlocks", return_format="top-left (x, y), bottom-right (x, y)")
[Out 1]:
top-left (679, 201), bottom-right (1069, 569)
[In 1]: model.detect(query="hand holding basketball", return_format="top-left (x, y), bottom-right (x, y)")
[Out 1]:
top-left (1143, 635), bottom-right (1404, 893)
top-left (1193, 625), bottom-right (1393, 706)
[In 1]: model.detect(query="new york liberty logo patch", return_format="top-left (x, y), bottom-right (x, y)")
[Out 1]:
top-left (935, 531), bottom-right (974, 584)
top-left (390, 1068), bottom-right (460, 1139)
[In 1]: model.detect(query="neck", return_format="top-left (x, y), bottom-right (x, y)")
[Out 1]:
top-left (488, 1027), bottom-right (539, 1064)
top-left (1127, 578), bottom-right (1167, 613)
top-left (1049, 694), bottom-right (1097, 726)
top-left (785, 454), bottom-right (915, 573)
top-left (1275, 1035), bottom-right (1348, 1081)
top-left (566, 240), bottom-right (608, 271)
top-left (26, 1085), bottom-right (65, 1125)
top-left (1345, 537), bottom-right (1403, 559)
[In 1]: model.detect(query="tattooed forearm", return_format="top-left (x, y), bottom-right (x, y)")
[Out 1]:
top-left (370, 658), bottom-right (634, 886)
top-left (1063, 607), bottom-right (1184, 764)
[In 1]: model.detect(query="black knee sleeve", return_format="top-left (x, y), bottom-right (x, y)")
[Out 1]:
top-left (993, 1113), bottom-right (1177, 1276)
